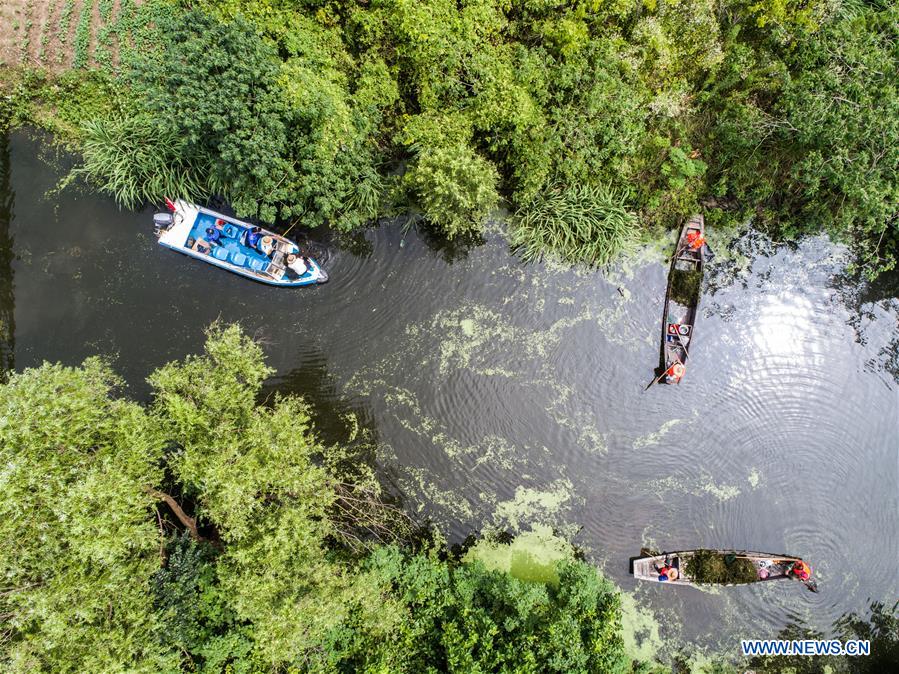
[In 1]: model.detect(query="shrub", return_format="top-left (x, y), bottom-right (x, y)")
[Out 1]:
top-left (407, 144), bottom-right (500, 239)
top-left (75, 115), bottom-right (214, 209)
top-left (511, 183), bottom-right (638, 266)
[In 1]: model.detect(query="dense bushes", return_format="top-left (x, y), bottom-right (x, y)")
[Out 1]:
top-left (338, 547), bottom-right (630, 673)
top-left (29, 0), bottom-right (897, 276)
top-left (704, 2), bottom-right (899, 277)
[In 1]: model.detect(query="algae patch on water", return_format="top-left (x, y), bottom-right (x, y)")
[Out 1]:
top-left (632, 415), bottom-right (695, 450)
top-left (747, 468), bottom-right (761, 489)
top-left (647, 472), bottom-right (742, 503)
top-left (464, 525), bottom-right (574, 586)
top-left (619, 591), bottom-right (664, 663)
top-left (492, 480), bottom-right (574, 532)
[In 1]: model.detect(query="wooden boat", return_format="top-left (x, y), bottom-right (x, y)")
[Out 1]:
top-left (630, 549), bottom-right (817, 591)
top-left (657, 215), bottom-right (704, 384)
top-left (154, 199), bottom-right (328, 287)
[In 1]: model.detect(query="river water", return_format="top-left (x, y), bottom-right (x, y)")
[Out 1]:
top-left (2, 130), bottom-right (897, 659)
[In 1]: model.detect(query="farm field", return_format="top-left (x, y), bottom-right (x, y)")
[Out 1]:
top-left (0, 0), bottom-right (137, 72)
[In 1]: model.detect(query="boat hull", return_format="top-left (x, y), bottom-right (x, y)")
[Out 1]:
top-left (657, 215), bottom-right (704, 384)
top-left (630, 549), bottom-right (805, 587)
top-left (156, 200), bottom-right (328, 287)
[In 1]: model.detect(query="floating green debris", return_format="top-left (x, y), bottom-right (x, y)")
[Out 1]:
top-left (632, 416), bottom-right (693, 450)
top-left (464, 525), bottom-right (573, 586)
top-left (700, 478), bottom-right (741, 502)
top-left (492, 480), bottom-right (573, 532)
top-left (747, 468), bottom-right (761, 489)
top-left (648, 473), bottom-right (741, 503)
top-left (619, 591), bottom-right (664, 663)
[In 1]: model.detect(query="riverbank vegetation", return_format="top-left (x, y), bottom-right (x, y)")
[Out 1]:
top-left (1, 0), bottom-right (896, 275)
top-left (0, 322), bottom-right (633, 672)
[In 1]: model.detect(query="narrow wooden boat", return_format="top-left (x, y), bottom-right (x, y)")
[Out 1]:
top-left (630, 549), bottom-right (817, 591)
top-left (153, 199), bottom-right (328, 287)
top-left (657, 215), bottom-right (704, 384)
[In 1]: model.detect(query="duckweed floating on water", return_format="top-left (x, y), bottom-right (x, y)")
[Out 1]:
top-left (747, 468), bottom-right (761, 489)
top-left (647, 473), bottom-right (742, 503)
top-left (619, 591), bottom-right (665, 663)
top-left (632, 415), bottom-right (695, 450)
top-left (492, 479), bottom-right (574, 532)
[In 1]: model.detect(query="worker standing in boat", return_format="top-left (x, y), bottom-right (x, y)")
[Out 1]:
top-left (665, 362), bottom-right (685, 383)
top-left (655, 562), bottom-right (678, 582)
top-left (656, 563), bottom-right (671, 581)
top-left (790, 560), bottom-right (811, 582)
top-left (686, 229), bottom-right (715, 261)
top-left (686, 230), bottom-right (705, 250)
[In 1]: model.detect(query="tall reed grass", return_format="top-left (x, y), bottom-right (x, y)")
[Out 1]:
top-left (75, 115), bottom-right (214, 209)
top-left (510, 184), bottom-right (638, 266)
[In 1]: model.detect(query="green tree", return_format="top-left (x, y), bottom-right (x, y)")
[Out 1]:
top-left (707, 3), bottom-right (899, 277)
top-left (127, 9), bottom-right (294, 222)
top-left (0, 359), bottom-right (172, 672)
top-left (331, 546), bottom-right (630, 673)
top-left (147, 324), bottom-right (401, 667)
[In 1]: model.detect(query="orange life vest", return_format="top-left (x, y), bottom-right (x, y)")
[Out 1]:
top-left (666, 363), bottom-right (686, 379)
top-left (792, 561), bottom-right (810, 580)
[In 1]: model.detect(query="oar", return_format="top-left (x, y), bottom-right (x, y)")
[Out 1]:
top-left (644, 370), bottom-right (667, 391)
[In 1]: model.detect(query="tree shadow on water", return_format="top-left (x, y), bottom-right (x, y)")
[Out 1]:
top-left (0, 131), bottom-right (15, 377)
top-left (260, 352), bottom-right (404, 503)
top-left (407, 215), bottom-right (486, 265)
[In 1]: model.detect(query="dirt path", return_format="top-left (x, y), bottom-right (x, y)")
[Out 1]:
top-left (26, 0), bottom-right (55, 65)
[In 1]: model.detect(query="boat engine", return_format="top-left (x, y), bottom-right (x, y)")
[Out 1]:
top-left (153, 212), bottom-right (174, 237)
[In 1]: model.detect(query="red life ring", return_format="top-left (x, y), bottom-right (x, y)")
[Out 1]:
top-left (668, 363), bottom-right (686, 378)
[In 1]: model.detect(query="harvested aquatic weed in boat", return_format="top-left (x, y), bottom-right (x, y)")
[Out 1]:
top-left (685, 549), bottom-right (757, 584)
top-left (670, 268), bottom-right (702, 305)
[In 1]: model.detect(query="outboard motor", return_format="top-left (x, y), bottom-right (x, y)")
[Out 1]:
top-left (153, 212), bottom-right (174, 237)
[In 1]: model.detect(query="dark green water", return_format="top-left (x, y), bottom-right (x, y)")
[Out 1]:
top-left (2, 130), bottom-right (897, 659)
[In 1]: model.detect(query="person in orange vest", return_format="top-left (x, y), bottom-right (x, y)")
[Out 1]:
top-left (665, 362), bottom-right (686, 382)
top-left (656, 563), bottom-right (671, 581)
top-left (686, 230), bottom-right (706, 250)
top-left (790, 560), bottom-right (811, 581)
